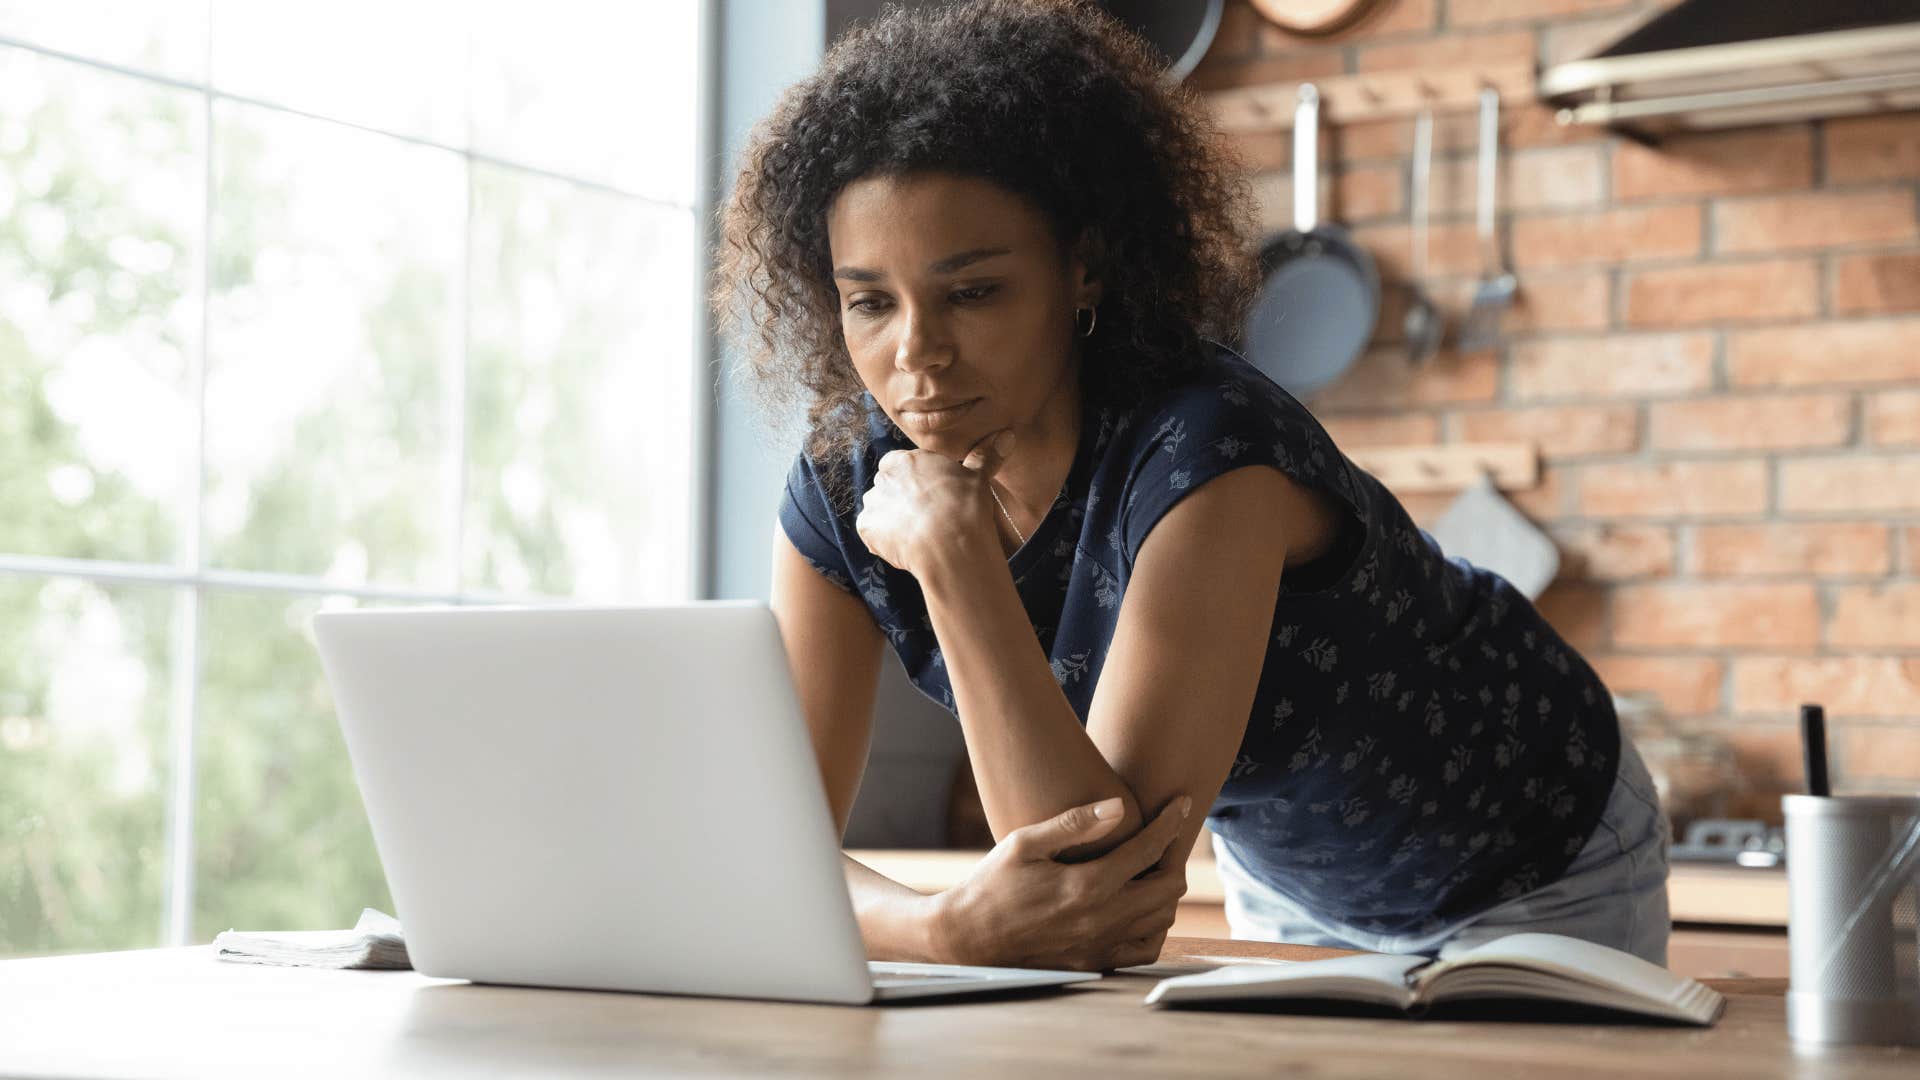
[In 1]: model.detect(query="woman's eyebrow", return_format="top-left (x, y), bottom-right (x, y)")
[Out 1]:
top-left (833, 246), bottom-right (1012, 282)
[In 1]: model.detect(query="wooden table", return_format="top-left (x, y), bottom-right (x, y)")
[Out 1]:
top-left (0, 937), bottom-right (1911, 1078)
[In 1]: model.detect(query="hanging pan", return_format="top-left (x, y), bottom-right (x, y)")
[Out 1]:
top-left (1097, 0), bottom-right (1224, 82)
top-left (1241, 84), bottom-right (1380, 398)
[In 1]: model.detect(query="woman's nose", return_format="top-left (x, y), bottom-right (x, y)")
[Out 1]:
top-left (894, 304), bottom-right (953, 373)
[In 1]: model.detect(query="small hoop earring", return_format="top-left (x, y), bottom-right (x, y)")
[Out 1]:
top-left (1075, 305), bottom-right (1098, 339)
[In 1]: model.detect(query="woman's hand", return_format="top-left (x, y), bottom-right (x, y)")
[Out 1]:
top-left (932, 794), bottom-right (1193, 972)
top-left (855, 429), bottom-right (1015, 578)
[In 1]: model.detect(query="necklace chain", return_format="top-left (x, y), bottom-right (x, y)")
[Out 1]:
top-left (988, 483), bottom-right (1026, 547)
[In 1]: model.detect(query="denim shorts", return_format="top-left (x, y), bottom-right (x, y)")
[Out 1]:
top-left (1212, 734), bottom-right (1673, 966)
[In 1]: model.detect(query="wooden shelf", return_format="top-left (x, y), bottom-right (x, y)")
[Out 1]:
top-left (1667, 863), bottom-right (1788, 928)
top-left (1345, 441), bottom-right (1540, 493)
top-left (1205, 59), bottom-right (1535, 130)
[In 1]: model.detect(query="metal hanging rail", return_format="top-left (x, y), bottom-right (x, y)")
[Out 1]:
top-left (1538, 20), bottom-right (1920, 138)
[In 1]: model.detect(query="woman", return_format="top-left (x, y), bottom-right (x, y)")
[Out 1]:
top-left (713, 0), bottom-right (1669, 971)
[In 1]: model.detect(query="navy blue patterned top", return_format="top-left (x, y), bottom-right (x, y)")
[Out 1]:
top-left (779, 343), bottom-right (1620, 935)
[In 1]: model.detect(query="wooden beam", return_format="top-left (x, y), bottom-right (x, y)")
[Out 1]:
top-left (1206, 59), bottom-right (1536, 131)
top-left (1345, 441), bottom-right (1540, 493)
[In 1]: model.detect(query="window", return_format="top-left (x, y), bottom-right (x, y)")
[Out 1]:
top-left (0, 2), bottom-right (707, 956)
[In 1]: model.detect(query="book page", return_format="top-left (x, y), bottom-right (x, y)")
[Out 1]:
top-left (1417, 933), bottom-right (1723, 1024)
top-left (1145, 953), bottom-right (1427, 1010)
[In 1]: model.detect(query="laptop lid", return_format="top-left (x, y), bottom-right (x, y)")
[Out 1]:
top-left (311, 601), bottom-right (875, 1004)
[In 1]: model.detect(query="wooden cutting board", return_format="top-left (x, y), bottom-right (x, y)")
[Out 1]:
top-left (1250, 0), bottom-right (1382, 37)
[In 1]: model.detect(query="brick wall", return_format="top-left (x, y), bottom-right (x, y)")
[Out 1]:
top-left (1194, 0), bottom-right (1920, 812)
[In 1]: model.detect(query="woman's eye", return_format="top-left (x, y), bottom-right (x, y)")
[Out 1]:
top-left (844, 286), bottom-right (995, 316)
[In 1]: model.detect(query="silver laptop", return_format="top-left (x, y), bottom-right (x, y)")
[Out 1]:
top-left (310, 601), bottom-right (1099, 1004)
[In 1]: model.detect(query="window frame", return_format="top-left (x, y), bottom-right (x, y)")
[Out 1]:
top-left (0, 0), bottom-right (719, 949)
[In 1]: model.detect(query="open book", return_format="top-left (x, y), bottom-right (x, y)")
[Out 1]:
top-left (1144, 933), bottom-right (1725, 1025)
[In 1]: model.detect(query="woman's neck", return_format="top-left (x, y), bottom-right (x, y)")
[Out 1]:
top-left (995, 364), bottom-right (1082, 527)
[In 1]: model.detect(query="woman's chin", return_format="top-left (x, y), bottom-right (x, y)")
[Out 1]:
top-left (901, 432), bottom-right (972, 459)
top-left (896, 414), bottom-right (990, 456)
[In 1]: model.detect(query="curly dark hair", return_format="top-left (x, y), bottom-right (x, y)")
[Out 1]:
top-left (712, 0), bottom-right (1258, 502)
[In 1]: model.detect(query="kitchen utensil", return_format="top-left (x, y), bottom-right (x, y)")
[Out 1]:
top-left (1249, 0), bottom-right (1381, 37)
top-left (1783, 793), bottom-right (1920, 1047)
top-left (1098, 0), bottom-right (1224, 82)
top-left (1424, 471), bottom-right (1559, 601)
top-left (1403, 109), bottom-right (1443, 366)
top-left (1670, 818), bottom-right (1785, 867)
top-left (1456, 87), bottom-right (1516, 353)
top-left (1241, 84), bottom-right (1380, 398)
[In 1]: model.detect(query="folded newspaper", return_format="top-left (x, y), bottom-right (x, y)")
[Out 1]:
top-left (213, 907), bottom-right (410, 970)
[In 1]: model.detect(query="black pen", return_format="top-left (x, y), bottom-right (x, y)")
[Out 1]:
top-left (1800, 703), bottom-right (1830, 798)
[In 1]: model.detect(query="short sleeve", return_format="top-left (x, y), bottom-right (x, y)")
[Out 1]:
top-left (778, 454), bottom-right (859, 596)
top-left (1118, 369), bottom-right (1367, 570)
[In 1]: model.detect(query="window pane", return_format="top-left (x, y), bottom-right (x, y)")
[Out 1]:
top-left (0, 575), bottom-right (174, 958)
top-left (0, 49), bottom-right (200, 565)
top-left (0, 0), bottom-right (208, 83)
top-left (209, 0), bottom-right (465, 146)
top-left (204, 102), bottom-right (463, 588)
top-left (470, 0), bottom-right (698, 203)
top-left (192, 589), bottom-right (391, 941)
top-left (464, 166), bottom-right (695, 600)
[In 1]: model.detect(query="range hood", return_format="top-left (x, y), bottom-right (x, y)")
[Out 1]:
top-left (1538, 0), bottom-right (1920, 139)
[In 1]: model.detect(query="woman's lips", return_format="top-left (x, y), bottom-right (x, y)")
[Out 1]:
top-left (899, 398), bottom-right (980, 432)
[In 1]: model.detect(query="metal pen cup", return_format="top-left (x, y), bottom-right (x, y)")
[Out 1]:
top-left (1783, 794), bottom-right (1920, 1047)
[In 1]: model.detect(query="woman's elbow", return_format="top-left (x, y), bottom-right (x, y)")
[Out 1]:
top-left (1050, 788), bottom-right (1148, 864)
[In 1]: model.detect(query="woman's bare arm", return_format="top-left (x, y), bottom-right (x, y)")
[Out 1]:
top-left (769, 523), bottom-right (883, 836)
top-left (1082, 465), bottom-right (1321, 869)
top-left (770, 524), bottom-right (947, 961)
top-left (770, 522), bottom-right (1193, 968)
top-left (917, 465), bottom-right (1316, 867)
top-left (914, 538), bottom-right (1150, 860)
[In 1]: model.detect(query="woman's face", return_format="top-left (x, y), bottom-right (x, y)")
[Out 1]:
top-left (825, 171), bottom-right (1099, 457)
